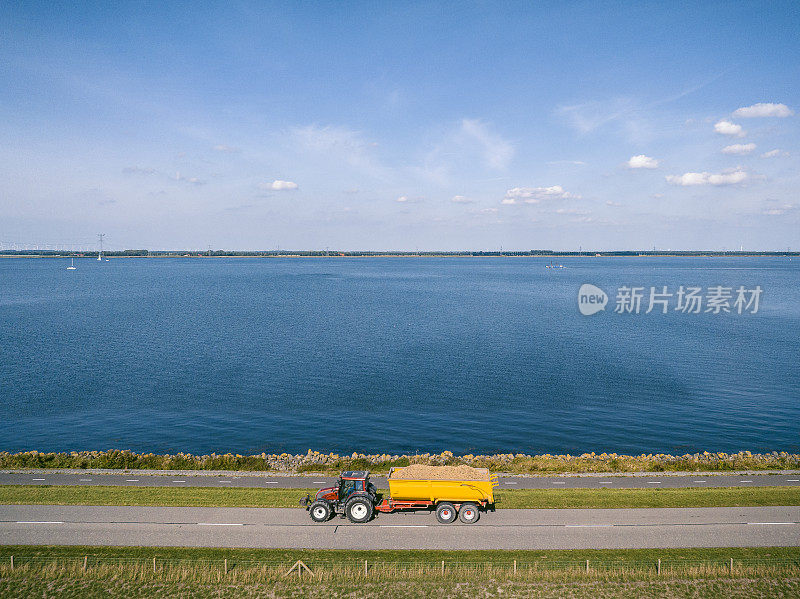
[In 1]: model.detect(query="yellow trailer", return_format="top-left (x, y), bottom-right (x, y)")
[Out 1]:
top-left (387, 472), bottom-right (498, 503)
top-left (376, 468), bottom-right (498, 523)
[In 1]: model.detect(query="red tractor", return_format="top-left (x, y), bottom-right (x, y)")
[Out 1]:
top-left (299, 470), bottom-right (379, 523)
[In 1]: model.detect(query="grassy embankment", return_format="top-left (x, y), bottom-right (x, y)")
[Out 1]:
top-left (1, 546), bottom-right (799, 598)
top-left (2, 485), bottom-right (800, 508)
top-left (3, 449), bottom-right (799, 474)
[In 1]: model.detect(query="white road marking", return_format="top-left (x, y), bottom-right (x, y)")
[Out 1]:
top-left (552, 481), bottom-right (566, 484)
top-left (126, 479), bottom-right (139, 482)
top-left (693, 480), bottom-right (707, 483)
top-left (313, 481), bottom-right (327, 484)
top-left (172, 480), bottom-right (186, 483)
top-left (598, 481), bottom-right (612, 484)
top-left (17, 521), bottom-right (64, 524)
top-left (264, 481), bottom-right (278, 484)
top-left (740, 480), bottom-right (753, 483)
top-left (788, 480), bottom-right (799, 482)
top-left (505, 482), bottom-right (518, 485)
top-left (31, 479), bottom-right (45, 481)
top-left (79, 479), bottom-right (92, 482)
top-left (647, 481), bottom-right (662, 484)
top-left (218, 480), bottom-right (232, 483)
top-left (197, 523), bottom-right (244, 526)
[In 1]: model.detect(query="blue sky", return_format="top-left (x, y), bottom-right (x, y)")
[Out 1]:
top-left (2, 1), bottom-right (799, 250)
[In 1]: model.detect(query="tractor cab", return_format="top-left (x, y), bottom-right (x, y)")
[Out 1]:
top-left (337, 470), bottom-right (370, 501)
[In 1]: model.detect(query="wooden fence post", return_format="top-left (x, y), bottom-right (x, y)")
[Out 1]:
top-left (285, 560), bottom-right (314, 579)
top-left (513, 560), bottom-right (517, 575)
top-left (364, 559), bottom-right (368, 577)
top-left (9, 556), bottom-right (13, 570)
top-left (224, 558), bottom-right (228, 574)
top-left (657, 558), bottom-right (661, 575)
top-left (585, 559), bottom-right (589, 574)
top-left (441, 560), bottom-right (445, 576)
top-left (730, 558), bottom-right (734, 575)
top-left (153, 557), bottom-right (156, 573)
top-left (83, 556), bottom-right (88, 572)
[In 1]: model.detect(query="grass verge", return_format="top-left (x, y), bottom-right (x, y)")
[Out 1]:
top-left (1, 546), bottom-right (799, 598)
top-left (3, 578), bottom-right (799, 599)
top-left (1, 485), bottom-right (800, 508)
top-left (3, 544), bottom-right (799, 563)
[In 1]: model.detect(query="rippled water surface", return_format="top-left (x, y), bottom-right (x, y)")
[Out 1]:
top-left (1, 256), bottom-right (798, 454)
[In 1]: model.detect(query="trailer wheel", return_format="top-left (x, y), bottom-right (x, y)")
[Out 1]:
top-left (309, 500), bottom-right (332, 522)
top-left (435, 502), bottom-right (457, 524)
top-left (345, 497), bottom-right (373, 523)
top-left (458, 502), bottom-right (480, 524)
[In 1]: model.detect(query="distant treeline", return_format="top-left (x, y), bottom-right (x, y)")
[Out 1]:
top-left (3, 249), bottom-right (799, 257)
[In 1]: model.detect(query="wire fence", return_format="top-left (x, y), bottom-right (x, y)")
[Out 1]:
top-left (3, 554), bottom-right (800, 582)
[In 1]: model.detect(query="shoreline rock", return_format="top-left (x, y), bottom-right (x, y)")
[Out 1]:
top-left (1, 449), bottom-right (798, 474)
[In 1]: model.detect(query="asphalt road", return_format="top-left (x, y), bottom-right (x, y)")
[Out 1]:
top-left (2, 471), bottom-right (799, 489)
top-left (1, 505), bottom-right (799, 549)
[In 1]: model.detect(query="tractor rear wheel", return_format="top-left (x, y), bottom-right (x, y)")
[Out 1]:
top-left (345, 497), bottom-right (374, 523)
top-left (309, 500), bottom-right (332, 522)
top-left (435, 502), bottom-right (457, 524)
top-left (458, 502), bottom-right (480, 524)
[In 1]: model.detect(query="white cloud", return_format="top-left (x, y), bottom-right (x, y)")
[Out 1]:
top-left (396, 195), bottom-right (408, 202)
top-left (606, 201), bottom-right (622, 207)
top-left (122, 166), bottom-right (157, 175)
top-left (721, 143), bottom-right (756, 155)
top-left (761, 149), bottom-right (786, 158)
top-left (459, 119), bottom-right (515, 170)
top-left (268, 180), bottom-right (298, 190)
top-left (733, 103), bottom-right (793, 118)
top-left (546, 160), bottom-right (586, 166)
top-left (213, 144), bottom-right (240, 153)
top-left (556, 98), bottom-right (634, 134)
top-left (762, 203), bottom-right (796, 216)
top-left (451, 195), bottom-right (473, 203)
top-left (666, 168), bottom-right (748, 186)
top-left (503, 185), bottom-right (578, 204)
top-left (714, 120), bottom-right (745, 137)
top-left (290, 124), bottom-right (387, 178)
top-left (555, 208), bottom-right (591, 215)
top-left (626, 154), bottom-right (659, 169)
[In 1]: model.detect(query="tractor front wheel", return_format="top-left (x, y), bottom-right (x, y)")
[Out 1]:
top-left (309, 500), bottom-right (332, 522)
top-left (345, 497), bottom-right (374, 523)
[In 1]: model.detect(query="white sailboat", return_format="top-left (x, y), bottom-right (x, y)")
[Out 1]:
top-left (67, 257), bottom-right (77, 270)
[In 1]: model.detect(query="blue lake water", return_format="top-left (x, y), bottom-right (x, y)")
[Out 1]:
top-left (1, 256), bottom-right (798, 455)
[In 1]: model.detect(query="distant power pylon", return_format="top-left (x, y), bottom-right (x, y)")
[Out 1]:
top-left (98, 233), bottom-right (105, 260)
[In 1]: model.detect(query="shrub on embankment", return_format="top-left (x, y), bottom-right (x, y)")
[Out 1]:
top-left (1, 449), bottom-right (798, 473)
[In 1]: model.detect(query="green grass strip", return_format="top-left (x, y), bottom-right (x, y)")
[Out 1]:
top-left (496, 486), bottom-right (800, 508)
top-left (1, 544), bottom-right (799, 563)
top-left (1, 485), bottom-right (799, 508)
